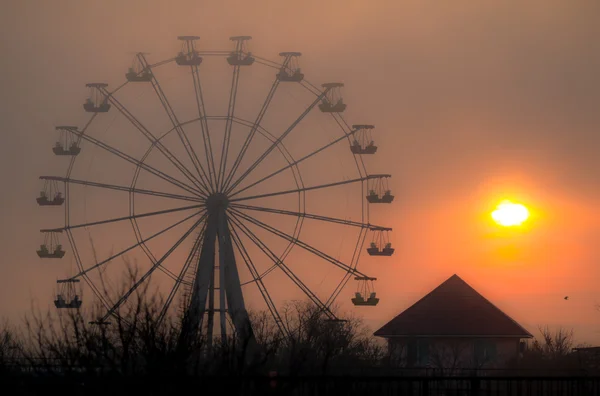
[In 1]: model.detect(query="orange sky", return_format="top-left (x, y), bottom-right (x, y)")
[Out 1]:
top-left (1, 0), bottom-right (599, 345)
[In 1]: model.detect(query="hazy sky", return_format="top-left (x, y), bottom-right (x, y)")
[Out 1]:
top-left (1, 0), bottom-right (600, 344)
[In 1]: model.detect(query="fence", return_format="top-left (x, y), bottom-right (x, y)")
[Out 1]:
top-left (2, 374), bottom-right (600, 396)
top-left (3, 359), bottom-right (600, 395)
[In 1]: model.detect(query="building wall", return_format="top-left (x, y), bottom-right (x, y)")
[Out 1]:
top-left (387, 337), bottom-right (521, 369)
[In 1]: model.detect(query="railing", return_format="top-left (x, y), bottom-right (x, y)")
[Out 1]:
top-left (3, 359), bottom-right (600, 395)
top-left (1, 374), bottom-right (599, 395)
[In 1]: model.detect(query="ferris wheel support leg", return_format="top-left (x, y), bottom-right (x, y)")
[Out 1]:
top-left (218, 211), bottom-right (257, 361)
top-left (185, 210), bottom-right (256, 361)
top-left (219, 250), bottom-right (227, 347)
top-left (206, 259), bottom-right (216, 353)
top-left (157, 225), bottom-right (206, 326)
top-left (186, 216), bottom-right (217, 340)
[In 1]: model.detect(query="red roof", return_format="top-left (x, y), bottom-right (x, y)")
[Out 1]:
top-left (374, 274), bottom-right (533, 338)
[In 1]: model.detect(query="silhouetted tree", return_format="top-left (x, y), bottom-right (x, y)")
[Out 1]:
top-left (7, 254), bottom-right (382, 382)
top-left (505, 325), bottom-right (584, 375)
top-left (0, 320), bottom-right (21, 376)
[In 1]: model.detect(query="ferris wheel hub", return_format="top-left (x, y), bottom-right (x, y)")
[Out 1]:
top-left (205, 192), bottom-right (229, 213)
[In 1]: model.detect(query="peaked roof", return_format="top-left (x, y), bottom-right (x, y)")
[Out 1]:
top-left (374, 274), bottom-right (533, 338)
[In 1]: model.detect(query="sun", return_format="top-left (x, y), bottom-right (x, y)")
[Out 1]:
top-left (491, 200), bottom-right (530, 227)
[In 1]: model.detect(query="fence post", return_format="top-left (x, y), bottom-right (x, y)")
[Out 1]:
top-left (421, 378), bottom-right (429, 396)
top-left (470, 376), bottom-right (480, 396)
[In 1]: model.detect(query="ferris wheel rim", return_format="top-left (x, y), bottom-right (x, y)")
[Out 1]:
top-left (45, 39), bottom-right (390, 332)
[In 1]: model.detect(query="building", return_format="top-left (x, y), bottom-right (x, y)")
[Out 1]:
top-left (374, 274), bottom-right (533, 369)
top-left (572, 347), bottom-right (600, 373)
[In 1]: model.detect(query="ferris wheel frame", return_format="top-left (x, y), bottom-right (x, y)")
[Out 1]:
top-left (37, 35), bottom-right (395, 341)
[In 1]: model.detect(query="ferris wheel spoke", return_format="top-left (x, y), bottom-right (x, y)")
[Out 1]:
top-left (251, 55), bottom-right (282, 69)
top-left (63, 210), bottom-right (205, 281)
top-left (63, 126), bottom-right (203, 197)
top-left (208, 116), bottom-right (301, 191)
top-left (147, 57), bottom-right (176, 68)
top-left (230, 208), bottom-right (368, 279)
top-left (39, 176), bottom-right (200, 203)
top-left (64, 229), bottom-right (114, 314)
top-left (105, 80), bottom-right (130, 97)
top-left (228, 212), bottom-right (337, 320)
top-left (331, 109), bottom-right (354, 131)
top-left (43, 203), bottom-right (204, 233)
top-left (326, 226), bottom-right (369, 307)
top-left (229, 126), bottom-right (360, 198)
top-left (225, 87), bottom-right (332, 195)
top-left (216, 63), bottom-right (242, 191)
top-left (227, 217), bottom-right (289, 338)
top-left (229, 203), bottom-right (385, 229)
top-left (96, 88), bottom-right (210, 195)
top-left (98, 211), bottom-right (206, 323)
top-left (327, 272), bottom-right (358, 308)
top-left (190, 63), bottom-right (217, 191)
top-left (230, 175), bottom-right (383, 203)
top-left (300, 80), bottom-right (325, 97)
top-left (227, 117), bottom-right (302, 191)
top-left (222, 56), bottom-right (294, 191)
top-left (197, 50), bottom-right (231, 56)
top-left (157, 221), bottom-right (207, 326)
top-left (136, 53), bottom-right (213, 193)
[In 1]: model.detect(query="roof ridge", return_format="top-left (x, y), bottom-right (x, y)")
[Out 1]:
top-left (374, 273), bottom-right (533, 338)
top-left (456, 276), bottom-right (533, 338)
top-left (385, 274), bottom-right (466, 319)
top-left (373, 274), bottom-right (459, 335)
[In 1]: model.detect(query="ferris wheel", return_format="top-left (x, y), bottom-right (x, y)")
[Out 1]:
top-left (36, 36), bottom-right (396, 341)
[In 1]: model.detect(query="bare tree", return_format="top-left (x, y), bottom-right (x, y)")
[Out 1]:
top-left (0, 320), bottom-right (22, 375)
top-left (505, 325), bottom-right (583, 375)
top-left (270, 300), bottom-right (383, 376)
top-left (9, 245), bottom-right (384, 381)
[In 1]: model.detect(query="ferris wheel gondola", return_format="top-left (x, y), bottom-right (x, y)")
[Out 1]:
top-left (54, 279), bottom-right (82, 309)
top-left (350, 125), bottom-right (377, 155)
top-left (175, 36), bottom-right (203, 66)
top-left (126, 53), bottom-right (153, 82)
top-left (53, 126), bottom-right (81, 156)
top-left (319, 83), bottom-right (346, 113)
top-left (36, 179), bottom-right (64, 206)
top-left (276, 52), bottom-right (304, 82)
top-left (352, 277), bottom-right (379, 306)
top-left (227, 36), bottom-right (255, 66)
top-left (37, 230), bottom-right (65, 259)
top-left (366, 227), bottom-right (394, 256)
top-left (366, 174), bottom-right (394, 203)
top-left (37, 35), bottom-right (395, 344)
top-left (83, 83), bottom-right (110, 113)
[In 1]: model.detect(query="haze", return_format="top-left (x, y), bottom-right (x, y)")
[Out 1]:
top-left (1, 0), bottom-right (599, 344)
